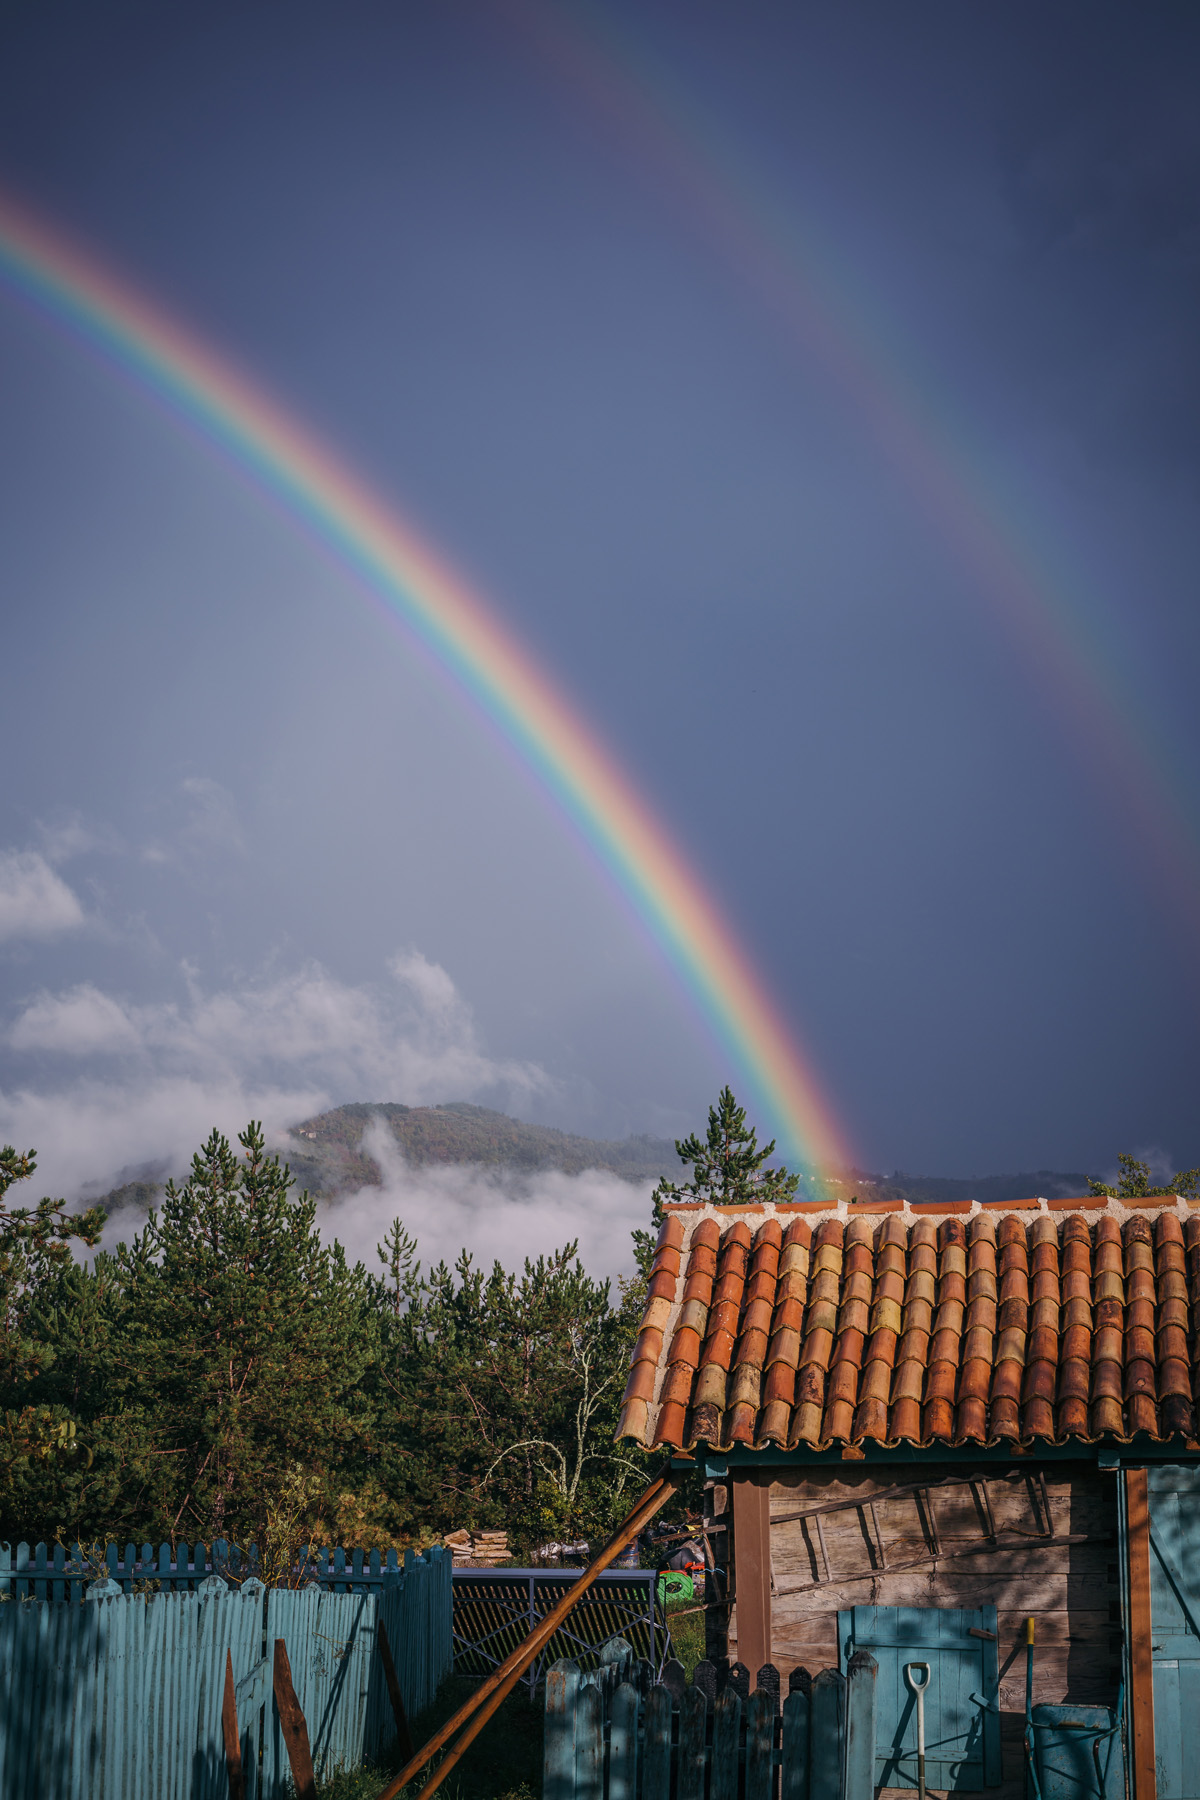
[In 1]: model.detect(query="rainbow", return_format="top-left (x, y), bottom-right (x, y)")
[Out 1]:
top-left (0, 186), bottom-right (856, 1175)
top-left (506, 0), bottom-right (1200, 948)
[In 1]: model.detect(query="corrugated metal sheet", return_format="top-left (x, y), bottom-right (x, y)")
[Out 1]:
top-left (0, 1547), bottom-right (452, 1798)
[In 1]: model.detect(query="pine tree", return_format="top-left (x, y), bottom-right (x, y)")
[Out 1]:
top-left (1087, 1152), bottom-right (1200, 1200)
top-left (638, 1087), bottom-right (798, 1254)
top-left (110, 1123), bottom-right (376, 1542)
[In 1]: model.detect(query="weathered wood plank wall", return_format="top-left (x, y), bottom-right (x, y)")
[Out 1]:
top-left (713, 1463), bottom-right (1120, 1800)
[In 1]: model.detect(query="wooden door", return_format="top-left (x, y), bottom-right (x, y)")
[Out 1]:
top-left (1145, 1466), bottom-right (1200, 1800)
top-left (838, 1604), bottom-right (1002, 1791)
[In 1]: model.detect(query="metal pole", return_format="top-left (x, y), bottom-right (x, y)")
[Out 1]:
top-left (1024, 1616), bottom-right (1044, 1800)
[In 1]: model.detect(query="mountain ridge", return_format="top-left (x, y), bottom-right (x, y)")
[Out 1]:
top-left (91, 1100), bottom-right (1094, 1216)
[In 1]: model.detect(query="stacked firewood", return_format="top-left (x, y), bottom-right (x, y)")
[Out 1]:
top-left (443, 1528), bottom-right (509, 1566)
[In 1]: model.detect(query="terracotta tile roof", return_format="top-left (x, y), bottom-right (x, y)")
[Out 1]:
top-left (615, 1199), bottom-right (1200, 1453)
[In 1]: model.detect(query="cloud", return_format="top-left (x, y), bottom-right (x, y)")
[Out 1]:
top-left (142, 777), bottom-right (245, 867)
top-left (0, 850), bottom-right (86, 942)
top-left (2, 954), bottom-right (551, 1199)
top-left (35, 816), bottom-right (111, 866)
top-left (11, 985), bottom-right (142, 1054)
top-left (315, 1119), bottom-right (652, 1282)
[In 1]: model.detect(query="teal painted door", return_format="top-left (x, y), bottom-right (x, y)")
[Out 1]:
top-left (838, 1605), bottom-right (1001, 1791)
top-left (1146, 1466), bottom-right (1200, 1800)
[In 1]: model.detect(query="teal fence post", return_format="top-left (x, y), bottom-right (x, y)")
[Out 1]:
top-left (781, 1686), bottom-right (811, 1800)
top-left (844, 1651), bottom-right (878, 1800)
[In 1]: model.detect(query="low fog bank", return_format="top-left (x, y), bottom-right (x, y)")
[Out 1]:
top-left (315, 1121), bottom-right (653, 1283)
top-left (94, 1117), bottom-right (654, 1284)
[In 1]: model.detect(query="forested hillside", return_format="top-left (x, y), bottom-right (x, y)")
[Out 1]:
top-left (92, 1098), bottom-right (1093, 1218)
top-left (286, 1101), bottom-right (681, 1191)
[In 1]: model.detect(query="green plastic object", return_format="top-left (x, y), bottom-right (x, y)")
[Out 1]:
top-left (657, 1570), bottom-right (693, 1605)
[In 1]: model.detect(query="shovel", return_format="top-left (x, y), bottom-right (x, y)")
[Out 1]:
top-left (904, 1661), bottom-right (932, 1800)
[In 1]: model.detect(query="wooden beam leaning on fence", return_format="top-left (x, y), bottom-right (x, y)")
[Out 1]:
top-left (376, 1461), bottom-right (689, 1800)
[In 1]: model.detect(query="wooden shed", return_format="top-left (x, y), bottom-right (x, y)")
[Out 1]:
top-left (617, 1197), bottom-right (1200, 1800)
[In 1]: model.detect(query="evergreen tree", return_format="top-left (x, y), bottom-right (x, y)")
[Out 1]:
top-left (655, 1086), bottom-right (798, 1209)
top-left (1088, 1152), bottom-right (1200, 1200)
top-left (633, 1087), bottom-right (799, 1277)
top-left (0, 1145), bottom-right (104, 1502)
top-left (109, 1123), bottom-right (375, 1541)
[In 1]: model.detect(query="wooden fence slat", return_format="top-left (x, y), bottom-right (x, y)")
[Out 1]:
top-left (677, 1686), bottom-right (708, 1800)
top-left (544, 1660), bottom-right (581, 1800)
top-left (809, 1668), bottom-right (845, 1800)
top-left (746, 1687), bottom-right (776, 1800)
top-left (844, 1652), bottom-right (878, 1800)
top-left (224, 1648), bottom-right (245, 1800)
top-left (272, 1638), bottom-right (316, 1800)
top-left (711, 1685), bottom-right (742, 1800)
top-left (609, 1682), bottom-right (639, 1800)
top-left (377, 1620), bottom-right (414, 1762)
top-left (641, 1682), bottom-right (674, 1800)
top-left (781, 1687), bottom-right (810, 1800)
top-left (575, 1681), bottom-right (604, 1800)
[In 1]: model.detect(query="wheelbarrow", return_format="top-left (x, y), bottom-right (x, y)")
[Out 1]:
top-left (1023, 1617), bottom-right (1124, 1800)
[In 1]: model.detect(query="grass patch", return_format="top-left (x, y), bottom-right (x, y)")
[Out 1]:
top-left (663, 1596), bottom-right (706, 1679)
top-left (314, 1673), bottom-right (543, 1800)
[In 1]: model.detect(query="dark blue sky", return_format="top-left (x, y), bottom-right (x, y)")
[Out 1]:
top-left (1, 0), bottom-right (1197, 1200)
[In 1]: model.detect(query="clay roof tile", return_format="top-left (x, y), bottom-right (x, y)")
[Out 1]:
top-left (615, 1201), bottom-right (1195, 1453)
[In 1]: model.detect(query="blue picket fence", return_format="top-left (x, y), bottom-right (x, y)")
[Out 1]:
top-left (0, 1538), bottom-right (424, 1603)
top-left (543, 1640), bottom-right (880, 1800)
top-left (0, 1547), bottom-right (452, 1799)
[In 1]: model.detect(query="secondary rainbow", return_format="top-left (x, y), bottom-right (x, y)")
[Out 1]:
top-left (507, 0), bottom-right (1200, 949)
top-left (0, 187), bottom-right (855, 1174)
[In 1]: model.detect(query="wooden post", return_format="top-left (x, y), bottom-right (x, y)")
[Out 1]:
top-left (732, 1472), bottom-right (772, 1682)
top-left (377, 1620), bottom-right (415, 1762)
top-left (222, 1648), bottom-right (245, 1800)
top-left (273, 1638), bottom-right (317, 1800)
top-left (1125, 1468), bottom-right (1156, 1800)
